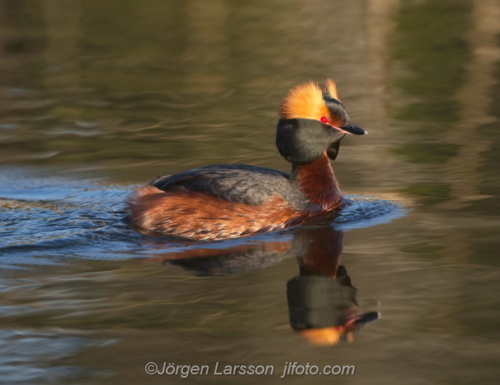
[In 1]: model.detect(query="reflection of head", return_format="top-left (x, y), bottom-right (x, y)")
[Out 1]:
top-left (287, 271), bottom-right (357, 329)
top-left (287, 266), bottom-right (359, 345)
top-left (287, 226), bottom-right (379, 345)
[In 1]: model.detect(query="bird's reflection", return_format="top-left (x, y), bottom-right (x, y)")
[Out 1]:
top-left (286, 227), bottom-right (379, 345)
top-left (145, 222), bottom-right (379, 345)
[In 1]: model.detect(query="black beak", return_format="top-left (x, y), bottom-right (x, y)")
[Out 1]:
top-left (340, 123), bottom-right (367, 135)
top-left (354, 311), bottom-right (380, 325)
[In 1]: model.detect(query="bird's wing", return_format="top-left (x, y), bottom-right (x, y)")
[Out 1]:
top-left (151, 164), bottom-right (305, 209)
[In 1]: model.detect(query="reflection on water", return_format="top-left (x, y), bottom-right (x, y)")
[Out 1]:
top-left (286, 226), bottom-right (379, 346)
top-left (0, 169), bottom-right (403, 382)
top-left (148, 224), bottom-right (381, 345)
top-left (1, 0), bottom-right (500, 383)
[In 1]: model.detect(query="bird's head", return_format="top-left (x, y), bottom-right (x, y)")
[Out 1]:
top-left (276, 79), bottom-right (366, 164)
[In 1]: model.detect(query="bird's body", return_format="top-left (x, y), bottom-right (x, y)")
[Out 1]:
top-left (128, 79), bottom-right (366, 240)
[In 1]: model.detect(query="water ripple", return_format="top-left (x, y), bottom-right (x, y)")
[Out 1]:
top-left (0, 168), bottom-right (407, 267)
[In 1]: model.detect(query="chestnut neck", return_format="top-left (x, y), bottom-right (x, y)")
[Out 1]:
top-left (291, 152), bottom-right (343, 214)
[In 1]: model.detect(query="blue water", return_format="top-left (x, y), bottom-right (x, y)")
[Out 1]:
top-left (0, 167), bottom-right (407, 266)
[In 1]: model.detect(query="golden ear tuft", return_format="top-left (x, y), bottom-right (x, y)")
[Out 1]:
top-left (279, 81), bottom-right (326, 120)
top-left (321, 78), bottom-right (340, 100)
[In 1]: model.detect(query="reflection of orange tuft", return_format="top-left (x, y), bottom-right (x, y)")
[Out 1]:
top-left (279, 79), bottom-right (340, 121)
top-left (297, 327), bottom-right (354, 346)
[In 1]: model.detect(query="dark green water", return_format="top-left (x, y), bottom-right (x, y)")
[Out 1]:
top-left (1, 0), bottom-right (500, 384)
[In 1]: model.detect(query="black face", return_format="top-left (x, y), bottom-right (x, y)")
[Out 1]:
top-left (276, 118), bottom-right (346, 164)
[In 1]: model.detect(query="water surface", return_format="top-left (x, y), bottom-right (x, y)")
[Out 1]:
top-left (1, 0), bottom-right (500, 384)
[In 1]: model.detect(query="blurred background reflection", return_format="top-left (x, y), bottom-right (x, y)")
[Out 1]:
top-left (1, 0), bottom-right (500, 383)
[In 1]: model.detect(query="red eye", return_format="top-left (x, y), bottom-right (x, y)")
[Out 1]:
top-left (320, 116), bottom-right (329, 124)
